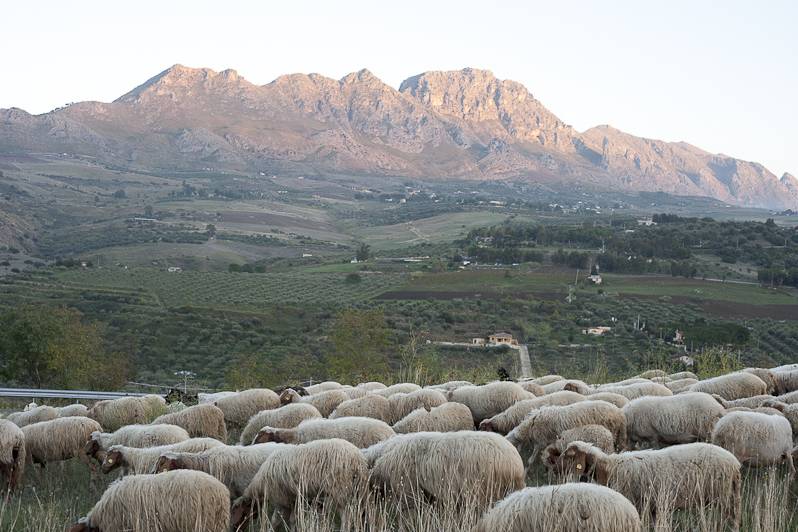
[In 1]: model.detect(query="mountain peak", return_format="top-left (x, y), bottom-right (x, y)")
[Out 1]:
top-left (340, 68), bottom-right (382, 85)
top-left (114, 64), bottom-right (247, 103)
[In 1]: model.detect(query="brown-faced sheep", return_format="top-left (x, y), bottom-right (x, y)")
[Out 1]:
top-left (156, 442), bottom-right (287, 498)
top-left (478, 390), bottom-right (586, 434)
top-left (239, 403), bottom-right (323, 445)
top-left (589, 382), bottom-right (672, 400)
top-left (230, 438), bottom-right (368, 531)
top-left (516, 380), bottom-right (544, 396)
top-left (363, 431), bottom-right (524, 510)
top-left (386, 388), bottom-right (447, 424)
top-left (279, 388), bottom-right (348, 418)
top-left (689, 372), bottom-right (767, 401)
top-left (329, 394), bottom-right (391, 422)
top-left (541, 425), bottom-right (615, 474)
top-left (22, 416), bottom-right (101, 468)
top-left (711, 411), bottom-right (795, 474)
top-left (506, 401), bottom-right (626, 462)
top-left (558, 441), bottom-right (741, 530)
top-left (6, 405), bottom-right (58, 428)
top-left (623, 392), bottom-right (724, 448)
top-left (88, 397), bottom-right (147, 432)
top-left (0, 419), bottom-right (25, 492)
top-left (472, 483), bottom-right (642, 532)
top-left (449, 382), bottom-right (533, 425)
top-left (254, 416), bottom-right (395, 448)
top-left (151, 403), bottom-right (227, 441)
top-left (549, 379), bottom-right (591, 395)
top-left (100, 437), bottom-right (224, 475)
top-left (214, 389), bottom-right (280, 428)
top-left (85, 424), bottom-right (190, 465)
top-left (67, 470), bottom-right (230, 532)
top-left (373, 382), bottom-right (423, 398)
top-left (392, 402), bottom-right (474, 433)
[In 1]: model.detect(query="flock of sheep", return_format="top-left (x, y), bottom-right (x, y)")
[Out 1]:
top-left (1, 363), bottom-right (798, 531)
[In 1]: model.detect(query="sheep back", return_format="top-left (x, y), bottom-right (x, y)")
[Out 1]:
top-left (22, 416), bottom-right (101, 465)
top-left (329, 394), bottom-right (391, 423)
top-left (623, 392), bottom-right (724, 447)
top-left (393, 402), bottom-right (474, 433)
top-left (214, 389), bottom-right (280, 427)
top-left (449, 382), bottom-right (532, 425)
top-left (239, 403), bottom-right (322, 445)
top-left (689, 372), bottom-right (767, 401)
top-left (152, 403), bottom-right (227, 441)
top-left (478, 391), bottom-right (586, 434)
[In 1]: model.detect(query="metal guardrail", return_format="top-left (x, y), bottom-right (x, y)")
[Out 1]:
top-left (0, 387), bottom-right (147, 401)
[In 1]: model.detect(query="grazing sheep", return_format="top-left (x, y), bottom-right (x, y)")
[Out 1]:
top-left (668, 371), bottom-right (698, 381)
top-left (214, 389), bottom-right (280, 427)
top-left (88, 397), bottom-right (147, 432)
top-left (449, 382), bottom-right (533, 425)
top-left (156, 442), bottom-right (286, 498)
top-left (597, 378), bottom-right (651, 389)
top-left (741, 368), bottom-right (778, 394)
top-left (230, 438), bottom-right (368, 531)
top-left (623, 392), bottom-right (724, 448)
top-left (775, 390), bottom-right (798, 404)
top-left (387, 388), bottom-right (447, 424)
top-left (635, 369), bottom-right (667, 379)
top-left (254, 416), bottom-right (395, 448)
top-left (0, 420), bottom-right (25, 492)
top-left (516, 380), bottom-right (544, 396)
top-left (549, 379), bottom-right (591, 395)
top-left (240, 403), bottom-right (322, 445)
top-left (724, 406), bottom-right (785, 416)
top-left (393, 402), bottom-right (474, 433)
top-left (139, 394), bottom-right (167, 421)
top-left (558, 441), bottom-right (741, 530)
top-left (711, 411), bottom-right (795, 474)
top-left (761, 400), bottom-right (798, 439)
top-left (425, 380), bottom-right (474, 393)
top-left (22, 416), bottom-right (101, 468)
top-left (712, 394), bottom-right (774, 409)
top-left (689, 372), bottom-right (767, 401)
top-left (329, 394), bottom-right (391, 422)
top-left (530, 375), bottom-right (563, 386)
top-left (198, 391), bottom-right (237, 404)
top-left (478, 391), bottom-right (586, 434)
top-left (356, 381), bottom-right (387, 392)
top-left (590, 382), bottom-right (672, 400)
top-left (57, 404), bottom-right (89, 418)
top-left (85, 424), bottom-right (190, 464)
top-left (664, 378), bottom-right (699, 393)
top-left (6, 405), bottom-right (58, 428)
top-left (67, 470), bottom-right (230, 532)
top-left (101, 438), bottom-right (224, 475)
top-left (506, 401), bottom-right (626, 461)
top-left (772, 370), bottom-right (798, 396)
top-left (373, 382), bottom-right (423, 398)
top-left (472, 483), bottom-right (642, 532)
top-left (279, 388), bottom-right (348, 418)
top-left (771, 363), bottom-right (798, 373)
top-left (340, 386), bottom-right (368, 400)
top-left (151, 403), bottom-right (227, 441)
top-left (364, 431), bottom-right (524, 509)
top-left (542, 425), bottom-right (615, 472)
top-left (587, 392), bottom-right (629, 408)
top-left (304, 381), bottom-right (344, 395)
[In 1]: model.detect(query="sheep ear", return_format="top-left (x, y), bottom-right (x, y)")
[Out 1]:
top-left (230, 499), bottom-right (253, 529)
top-left (543, 446), bottom-right (560, 465)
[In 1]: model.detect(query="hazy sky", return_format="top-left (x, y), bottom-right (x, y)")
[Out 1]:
top-left (2, 0), bottom-right (796, 176)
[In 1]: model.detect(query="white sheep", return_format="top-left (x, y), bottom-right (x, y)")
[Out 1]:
top-left (57, 404), bottom-right (89, 418)
top-left (392, 402), bottom-right (474, 433)
top-left (478, 390), bottom-right (586, 434)
top-left (198, 391), bottom-right (238, 404)
top-left (364, 431), bottom-right (524, 509)
top-left (88, 397), bottom-right (147, 431)
top-left (6, 405), bottom-right (58, 428)
top-left (386, 388), bottom-right (447, 424)
top-left (506, 401), bottom-right (627, 459)
top-left (711, 394), bottom-right (774, 409)
top-left (449, 381), bottom-right (533, 425)
top-left (668, 371), bottom-right (698, 380)
top-left (597, 378), bottom-right (651, 389)
top-left (688, 372), bottom-right (767, 401)
top-left (549, 379), bottom-right (591, 395)
top-left (279, 388), bottom-right (348, 417)
top-left (100, 437), bottom-right (224, 475)
top-left (588, 382), bottom-right (672, 400)
top-left (0, 419), bottom-right (25, 492)
top-left (516, 380), bottom-right (544, 396)
top-left (356, 381), bottom-right (387, 392)
top-left (473, 483), bottom-right (642, 532)
top-left (772, 369), bottom-right (798, 396)
top-left (254, 416), bottom-right (395, 448)
top-left (230, 438), bottom-right (369, 530)
top-left (67, 470), bottom-right (230, 532)
top-left (530, 375), bottom-right (563, 386)
top-left (761, 400), bottom-right (798, 439)
top-left (425, 380), bottom-right (474, 393)
top-left (156, 442), bottom-right (287, 498)
top-left (373, 382), bottom-right (423, 398)
top-left (587, 391), bottom-right (629, 408)
top-left (623, 392), bottom-right (724, 448)
top-left (776, 390), bottom-right (798, 404)
top-left (151, 403), bottom-right (227, 441)
top-left (214, 388), bottom-right (280, 427)
top-left (329, 394), bottom-right (391, 422)
top-left (85, 424), bottom-right (190, 464)
top-left (711, 411), bottom-right (796, 474)
top-left (240, 403), bottom-right (323, 445)
top-left (303, 381), bottom-right (344, 394)
top-left (741, 367), bottom-right (778, 394)
top-left (635, 369), bottom-right (667, 379)
top-left (664, 377), bottom-right (699, 393)
top-left (21, 416), bottom-right (101, 468)
top-left (558, 441), bottom-right (741, 530)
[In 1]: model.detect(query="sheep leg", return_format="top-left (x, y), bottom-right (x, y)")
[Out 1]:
top-left (785, 451), bottom-right (796, 479)
top-left (269, 505), bottom-right (292, 532)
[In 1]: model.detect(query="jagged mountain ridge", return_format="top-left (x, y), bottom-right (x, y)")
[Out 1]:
top-left (0, 64), bottom-right (794, 209)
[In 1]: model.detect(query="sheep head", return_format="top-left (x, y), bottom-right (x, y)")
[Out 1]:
top-left (279, 388), bottom-right (300, 406)
top-left (253, 427), bottom-right (282, 444)
top-left (154, 453), bottom-right (181, 474)
top-left (562, 442), bottom-right (607, 484)
top-left (563, 382), bottom-right (580, 393)
top-left (478, 419), bottom-right (495, 432)
top-left (541, 445), bottom-right (562, 470)
top-left (66, 518), bottom-right (98, 532)
top-left (101, 449), bottom-right (124, 474)
top-left (84, 434), bottom-right (104, 463)
top-left (230, 498), bottom-right (254, 531)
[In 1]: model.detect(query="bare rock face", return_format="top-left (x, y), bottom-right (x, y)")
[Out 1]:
top-left (0, 65), bottom-right (795, 209)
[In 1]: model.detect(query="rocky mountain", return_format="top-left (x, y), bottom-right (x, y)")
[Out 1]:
top-left (0, 65), bottom-right (795, 209)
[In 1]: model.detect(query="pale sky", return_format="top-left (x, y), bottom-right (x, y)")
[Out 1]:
top-left (1, 0), bottom-right (796, 176)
